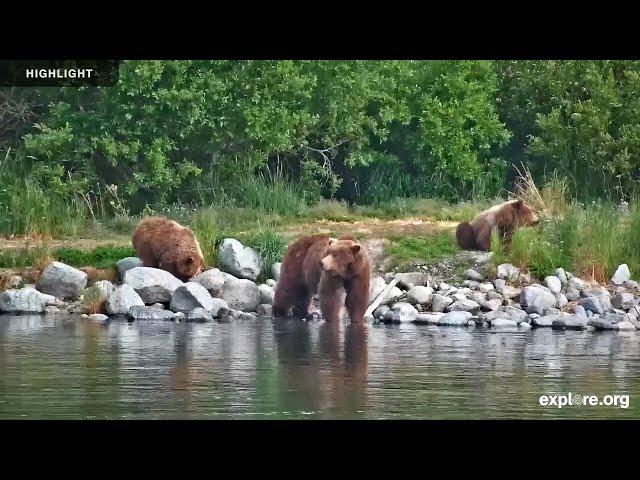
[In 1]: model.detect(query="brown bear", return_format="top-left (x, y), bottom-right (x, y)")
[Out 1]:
top-left (456, 199), bottom-right (540, 251)
top-left (273, 235), bottom-right (371, 323)
top-left (131, 216), bottom-right (204, 281)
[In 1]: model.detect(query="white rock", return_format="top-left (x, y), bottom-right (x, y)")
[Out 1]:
top-left (611, 264), bottom-right (631, 285)
top-left (217, 277), bottom-right (260, 312)
top-left (389, 302), bottom-right (419, 323)
top-left (271, 263), bottom-right (282, 281)
top-left (36, 261), bottom-right (88, 300)
top-left (497, 264), bottom-right (520, 282)
top-left (368, 276), bottom-right (386, 305)
top-left (170, 282), bottom-right (216, 313)
top-left (0, 288), bottom-right (60, 313)
top-left (406, 286), bottom-right (433, 305)
top-left (218, 238), bottom-right (263, 281)
top-left (431, 294), bottom-right (453, 312)
top-left (124, 267), bottom-right (183, 303)
top-left (105, 285), bottom-right (145, 315)
top-left (544, 276), bottom-right (562, 294)
top-left (191, 268), bottom-right (229, 296)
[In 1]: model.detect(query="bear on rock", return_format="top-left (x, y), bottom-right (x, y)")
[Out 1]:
top-left (273, 235), bottom-right (371, 323)
top-left (456, 199), bottom-right (540, 252)
top-left (131, 216), bottom-right (204, 282)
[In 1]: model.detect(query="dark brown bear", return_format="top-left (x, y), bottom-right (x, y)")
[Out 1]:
top-left (456, 199), bottom-right (540, 251)
top-left (273, 235), bottom-right (371, 323)
top-left (131, 216), bottom-right (204, 281)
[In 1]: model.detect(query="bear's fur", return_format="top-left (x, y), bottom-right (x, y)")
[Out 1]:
top-left (456, 199), bottom-right (540, 251)
top-left (131, 216), bottom-right (204, 281)
top-left (273, 234), bottom-right (371, 323)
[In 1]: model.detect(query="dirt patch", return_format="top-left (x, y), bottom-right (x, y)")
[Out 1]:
top-left (0, 236), bottom-right (130, 251)
top-left (281, 218), bottom-right (456, 239)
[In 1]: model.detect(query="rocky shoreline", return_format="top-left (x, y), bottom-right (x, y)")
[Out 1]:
top-left (1, 238), bottom-right (639, 333)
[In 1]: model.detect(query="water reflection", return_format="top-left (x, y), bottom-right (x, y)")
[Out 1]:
top-left (0, 314), bottom-right (639, 419)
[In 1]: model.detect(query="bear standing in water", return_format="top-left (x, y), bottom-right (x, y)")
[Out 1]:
top-left (456, 199), bottom-right (540, 251)
top-left (273, 235), bottom-right (370, 323)
top-left (131, 216), bottom-right (204, 282)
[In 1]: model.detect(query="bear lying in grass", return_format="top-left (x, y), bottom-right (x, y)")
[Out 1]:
top-left (132, 216), bottom-right (204, 282)
top-left (273, 235), bottom-right (371, 323)
top-left (456, 199), bottom-right (540, 252)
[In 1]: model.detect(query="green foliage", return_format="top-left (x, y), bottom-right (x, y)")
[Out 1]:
top-left (54, 246), bottom-right (136, 269)
top-left (387, 232), bottom-right (458, 272)
top-left (241, 227), bottom-right (289, 282)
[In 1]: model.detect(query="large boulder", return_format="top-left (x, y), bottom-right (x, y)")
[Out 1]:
top-left (520, 284), bottom-right (556, 315)
top-left (258, 284), bottom-right (275, 305)
top-left (368, 276), bottom-right (386, 305)
top-left (217, 276), bottom-right (260, 312)
top-left (218, 238), bottom-right (263, 281)
top-left (170, 282), bottom-right (216, 313)
top-left (129, 305), bottom-right (177, 321)
top-left (379, 286), bottom-right (404, 306)
top-left (105, 285), bottom-right (145, 315)
top-left (406, 286), bottom-right (434, 305)
top-left (611, 292), bottom-right (635, 310)
top-left (191, 268), bottom-right (229, 296)
top-left (386, 302), bottom-right (419, 323)
top-left (117, 257), bottom-right (142, 280)
top-left (187, 307), bottom-right (214, 323)
top-left (431, 294), bottom-right (453, 312)
top-left (123, 267), bottom-right (183, 303)
top-left (93, 280), bottom-right (115, 301)
top-left (0, 288), bottom-right (60, 313)
top-left (36, 261), bottom-right (88, 300)
top-left (394, 272), bottom-right (429, 289)
top-left (438, 311), bottom-right (472, 326)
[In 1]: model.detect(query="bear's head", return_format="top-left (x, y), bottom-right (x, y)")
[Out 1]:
top-left (320, 238), bottom-right (365, 279)
top-left (176, 253), bottom-right (204, 281)
top-left (512, 199), bottom-right (540, 226)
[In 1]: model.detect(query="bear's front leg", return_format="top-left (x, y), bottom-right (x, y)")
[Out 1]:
top-left (345, 276), bottom-right (369, 323)
top-left (319, 273), bottom-right (343, 322)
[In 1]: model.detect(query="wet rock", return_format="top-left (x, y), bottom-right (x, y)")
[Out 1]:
top-left (555, 268), bottom-right (568, 285)
top-left (439, 311), bottom-right (472, 326)
top-left (0, 288), bottom-right (60, 313)
top-left (395, 272), bottom-right (429, 289)
top-left (406, 286), bottom-right (434, 305)
top-left (258, 284), bottom-right (275, 305)
top-left (129, 305), bottom-right (176, 321)
top-left (552, 315), bottom-right (588, 330)
top-left (519, 322), bottom-right (532, 331)
top-left (588, 317), bottom-right (615, 330)
top-left (491, 318), bottom-right (518, 328)
top-left (521, 284), bottom-right (556, 315)
top-left (105, 285), bottom-right (145, 315)
top-left (379, 286), bottom-right (404, 306)
top-left (191, 268), bottom-right (229, 296)
top-left (36, 261), bottom-right (88, 300)
top-left (531, 315), bottom-right (557, 328)
top-left (497, 263), bottom-right (520, 282)
top-left (611, 264), bottom-right (631, 285)
top-left (611, 293), bottom-right (635, 310)
top-left (446, 299), bottom-right (481, 315)
top-left (187, 307), bottom-right (213, 322)
top-left (217, 277), bottom-right (260, 312)
top-left (413, 313), bottom-right (443, 325)
top-left (44, 305), bottom-right (63, 315)
top-left (257, 304), bottom-right (273, 316)
top-left (464, 269), bottom-right (485, 282)
top-left (545, 276), bottom-right (562, 294)
top-left (616, 320), bottom-right (636, 331)
top-left (431, 294), bottom-right (453, 312)
top-left (218, 238), bottom-right (263, 281)
top-left (578, 297), bottom-right (604, 316)
top-left (170, 282), bottom-right (216, 313)
top-left (219, 308), bottom-right (258, 322)
top-left (368, 276), bottom-right (387, 304)
top-left (117, 257), bottom-right (142, 280)
top-left (88, 313), bottom-right (109, 323)
top-left (150, 303), bottom-right (165, 309)
top-left (388, 302), bottom-right (419, 323)
top-left (124, 267), bottom-right (183, 304)
top-left (574, 305), bottom-right (588, 319)
top-left (373, 305), bottom-right (390, 319)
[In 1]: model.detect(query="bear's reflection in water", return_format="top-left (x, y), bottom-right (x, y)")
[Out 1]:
top-left (272, 318), bottom-right (368, 417)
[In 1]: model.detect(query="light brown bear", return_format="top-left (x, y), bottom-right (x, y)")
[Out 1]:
top-left (131, 216), bottom-right (204, 282)
top-left (456, 199), bottom-right (540, 251)
top-left (273, 235), bottom-right (371, 323)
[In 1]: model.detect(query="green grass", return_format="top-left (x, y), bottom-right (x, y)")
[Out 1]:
top-left (239, 226), bottom-right (289, 282)
top-left (0, 245), bottom-right (135, 270)
top-left (387, 231), bottom-right (459, 272)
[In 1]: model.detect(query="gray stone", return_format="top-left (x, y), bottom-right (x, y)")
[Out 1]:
top-left (106, 285), bottom-right (145, 315)
top-left (588, 317), bottom-right (615, 330)
top-left (88, 313), bottom-right (109, 323)
top-left (616, 320), bottom-right (636, 331)
top-left (384, 272), bottom-right (395, 283)
top-left (373, 305), bottom-right (390, 319)
top-left (470, 291), bottom-right (487, 304)
top-left (266, 279), bottom-right (277, 288)
top-left (258, 284), bottom-right (275, 305)
top-left (431, 294), bottom-right (453, 312)
top-left (521, 284), bottom-right (556, 315)
top-left (451, 293), bottom-right (468, 303)
top-left (379, 286), bottom-right (404, 306)
top-left (218, 238), bottom-right (263, 281)
top-left (191, 268), bottom-right (229, 296)
top-left (491, 318), bottom-right (518, 328)
top-left (187, 307), bottom-right (214, 322)
top-left (170, 282), bottom-right (216, 313)
top-left (438, 282), bottom-right (452, 292)
top-left (406, 286), bottom-right (434, 305)
top-left (611, 293), bottom-right (635, 310)
top-left (0, 288), bottom-right (60, 313)
top-left (439, 311), bottom-right (472, 326)
top-left (257, 304), bottom-right (273, 316)
top-left (446, 299), bottom-right (481, 315)
top-left (481, 299), bottom-right (503, 311)
top-left (93, 280), bottom-right (115, 301)
top-left (464, 269), bottom-right (485, 282)
top-left (389, 302), bottom-right (419, 323)
top-left (545, 276), bottom-right (562, 294)
top-left (129, 305), bottom-right (176, 321)
top-left (217, 277), bottom-right (261, 312)
top-left (487, 291), bottom-right (504, 301)
top-left (174, 312), bottom-right (186, 321)
top-left (395, 272), bottom-right (429, 289)
top-left (124, 267), bottom-right (183, 304)
top-left (413, 313), bottom-right (443, 325)
top-left (531, 315), bottom-right (556, 327)
top-left (552, 315), bottom-right (588, 330)
top-left (555, 268), bottom-right (568, 285)
top-left (7, 275), bottom-right (22, 289)
top-left (368, 276), bottom-right (387, 305)
top-left (271, 263), bottom-right (282, 281)
top-left (497, 263), bottom-right (520, 282)
top-left (574, 305), bottom-right (588, 319)
top-left (578, 297), bottom-right (604, 316)
top-left (36, 261), bottom-right (88, 300)
top-left (604, 313), bottom-right (625, 324)
top-left (150, 303), bottom-right (165, 309)
top-left (478, 283), bottom-right (495, 293)
top-left (44, 305), bottom-right (62, 315)
top-left (519, 322), bottom-right (532, 331)
top-left (568, 277), bottom-right (588, 291)
top-left (463, 280), bottom-right (479, 289)
top-left (611, 264), bottom-right (631, 285)
top-left (623, 279), bottom-right (639, 290)
top-left (219, 308), bottom-right (258, 322)
top-left (566, 288), bottom-right (581, 301)
top-left (555, 293), bottom-right (568, 310)
top-left (117, 257), bottom-right (142, 280)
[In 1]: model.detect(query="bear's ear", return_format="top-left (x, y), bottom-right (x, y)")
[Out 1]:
top-left (351, 244), bottom-right (361, 254)
top-left (514, 199), bottom-right (524, 209)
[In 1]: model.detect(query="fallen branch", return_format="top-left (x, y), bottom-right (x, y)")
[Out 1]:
top-left (365, 277), bottom-right (400, 318)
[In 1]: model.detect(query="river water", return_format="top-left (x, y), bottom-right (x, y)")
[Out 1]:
top-left (1, 314), bottom-right (638, 419)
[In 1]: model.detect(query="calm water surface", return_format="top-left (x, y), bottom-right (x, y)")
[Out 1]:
top-left (1, 314), bottom-right (639, 419)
